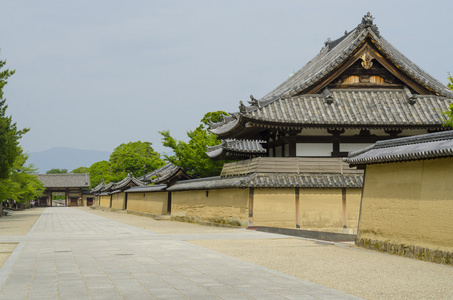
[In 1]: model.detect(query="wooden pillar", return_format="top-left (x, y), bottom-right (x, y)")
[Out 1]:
top-left (167, 192), bottom-right (172, 214)
top-left (48, 192), bottom-right (52, 207)
top-left (288, 136), bottom-right (297, 157)
top-left (328, 128), bottom-right (345, 157)
top-left (342, 188), bottom-right (347, 228)
top-left (248, 188), bottom-right (254, 226)
top-left (65, 191), bottom-right (69, 207)
top-left (295, 187), bottom-right (300, 228)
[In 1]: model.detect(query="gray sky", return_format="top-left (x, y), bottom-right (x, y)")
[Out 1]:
top-left (1, 0), bottom-right (452, 154)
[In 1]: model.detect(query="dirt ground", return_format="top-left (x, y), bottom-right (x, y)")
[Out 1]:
top-left (0, 207), bottom-right (45, 268)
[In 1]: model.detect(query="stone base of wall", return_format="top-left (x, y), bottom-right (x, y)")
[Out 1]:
top-left (171, 216), bottom-right (247, 228)
top-left (254, 227), bottom-right (356, 242)
top-left (356, 238), bottom-right (453, 265)
top-left (126, 210), bottom-right (169, 219)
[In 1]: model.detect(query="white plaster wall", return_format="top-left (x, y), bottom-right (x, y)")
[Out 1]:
top-left (296, 143), bottom-right (331, 156)
top-left (340, 143), bottom-right (374, 153)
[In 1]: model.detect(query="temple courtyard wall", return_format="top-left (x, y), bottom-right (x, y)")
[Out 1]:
top-left (171, 189), bottom-right (249, 226)
top-left (357, 157), bottom-right (453, 263)
top-left (126, 191), bottom-right (168, 215)
top-left (93, 186), bottom-right (361, 231)
top-left (168, 187), bottom-right (361, 230)
top-left (252, 188), bottom-right (360, 231)
top-left (111, 192), bottom-right (126, 210)
top-left (99, 195), bottom-right (111, 208)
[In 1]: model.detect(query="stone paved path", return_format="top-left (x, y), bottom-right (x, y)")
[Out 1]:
top-left (0, 208), bottom-right (361, 299)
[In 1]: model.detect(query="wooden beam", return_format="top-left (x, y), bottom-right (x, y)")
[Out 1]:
top-left (342, 188), bottom-right (347, 228)
top-left (248, 188), bottom-right (254, 226)
top-left (295, 188), bottom-right (300, 228)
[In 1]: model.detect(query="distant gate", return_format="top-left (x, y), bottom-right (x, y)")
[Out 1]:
top-left (36, 174), bottom-right (90, 207)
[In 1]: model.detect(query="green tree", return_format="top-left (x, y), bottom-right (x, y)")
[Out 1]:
top-left (448, 73), bottom-right (453, 90)
top-left (160, 111), bottom-right (228, 178)
top-left (87, 142), bottom-right (164, 188)
top-left (46, 168), bottom-right (68, 174)
top-left (109, 141), bottom-right (164, 180)
top-left (0, 53), bottom-right (28, 179)
top-left (71, 166), bottom-right (89, 173)
top-left (442, 73), bottom-right (453, 128)
top-left (88, 160), bottom-right (111, 188)
top-left (0, 150), bottom-right (44, 203)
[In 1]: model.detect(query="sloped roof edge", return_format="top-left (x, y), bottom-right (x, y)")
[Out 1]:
top-left (344, 130), bottom-right (453, 165)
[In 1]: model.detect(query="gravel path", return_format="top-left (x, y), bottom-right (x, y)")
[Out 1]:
top-left (0, 208), bottom-right (45, 268)
top-left (82, 207), bottom-right (453, 299)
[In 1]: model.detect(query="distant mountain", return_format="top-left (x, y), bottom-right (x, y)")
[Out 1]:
top-left (28, 147), bottom-right (111, 173)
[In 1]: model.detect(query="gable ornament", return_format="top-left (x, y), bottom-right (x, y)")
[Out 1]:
top-left (355, 12), bottom-right (380, 37)
top-left (361, 51), bottom-right (373, 70)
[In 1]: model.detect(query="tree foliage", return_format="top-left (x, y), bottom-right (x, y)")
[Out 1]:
top-left (0, 53), bottom-right (28, 179)
top-left (46, 168), bottom-right (68, 174)
top-left (442, 73), bottom-right (453, 128)
top-left (0, 150), bottom-right (44, 203)
top-left (88, 141), bottom-right (164, 188)
top-left (160, 111), bottom-right (228, 178)
top-left (0, 53), bottom-right (41, 204)
top-left (448, 73), bottom-right (453, 91)
top-left (71, 166), bottom-right (88, 173)
top-left (88, 161), bottom-right (111, 188)
top-left (110, 141), bottom-right (164, 178)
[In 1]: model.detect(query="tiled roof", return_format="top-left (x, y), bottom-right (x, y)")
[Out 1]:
top-left (94, 174), bottom-right (145, 194)
top-left (166, 172), bottom-right (363, 191)
top-left (100, 182), bottom-right (115, 193)
top-left (91, 180), bottom-right (105, 193)
top-left (125, 185), bottom-right (167, 193)
top-left (344, 130), bottom-right (453, 165)
top-left (211, 89), bottom-right (452, 137)
top-left (209, 13), bottom-right (453, 138)
top-left (220, 157), bottom-right (361, 177)
top-left (206, 139), bottom-right (267, 160)
top-left (138, 163), bottom-right (191, 184)
top-left (249, 90), bottom-right (451, 127)
top-left (36, 174), bottom-right (90, 188)
top-left (260, 13), bottom-right (452, 103)
top-left (112, 174), bottom-right (145, 190)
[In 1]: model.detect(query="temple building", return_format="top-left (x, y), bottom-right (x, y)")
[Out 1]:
top-left (167, 12), bottom-right (453, 231)
top-left (91, 13), bottom-right (453, 233)
top-left (36, 174), bottom-right (91, 206)
top-left (210, 12), bottom-right (452, 159)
